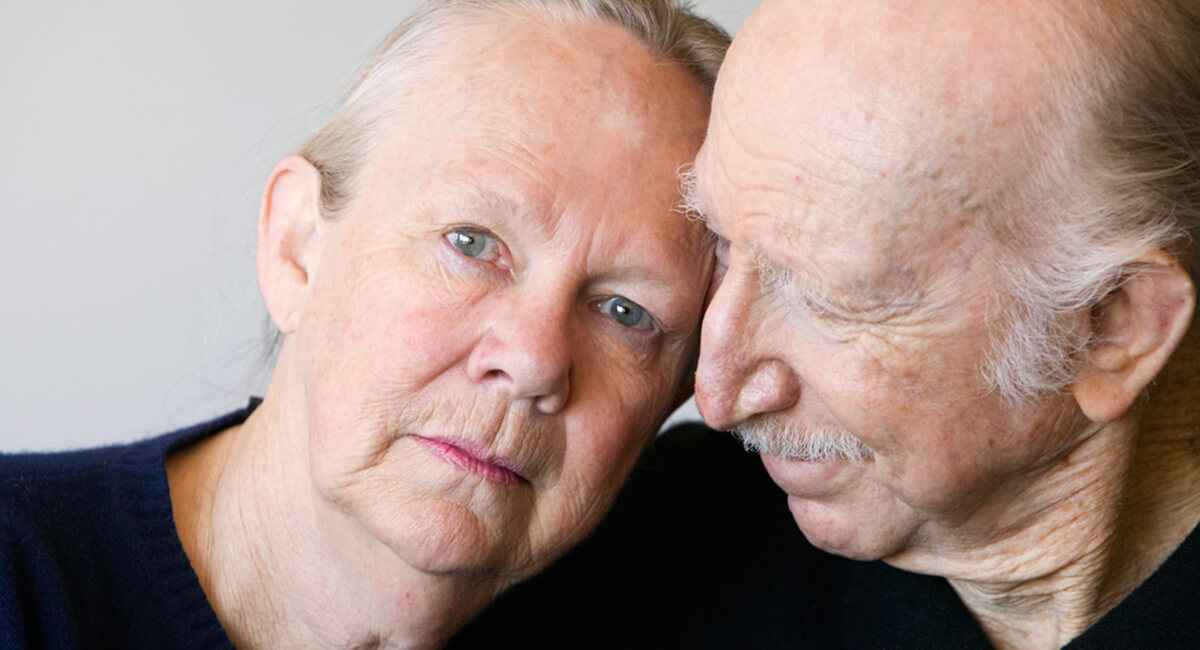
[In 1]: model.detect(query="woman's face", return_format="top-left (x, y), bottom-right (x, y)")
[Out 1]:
top-left (283, 22), bottom-right (713, 581)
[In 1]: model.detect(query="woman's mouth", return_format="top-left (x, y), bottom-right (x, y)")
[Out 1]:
top-left (414, 436), bottom-right (527, 486)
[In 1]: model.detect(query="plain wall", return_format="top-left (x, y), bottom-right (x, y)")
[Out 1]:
top-left (1, 1), bottom-right (752, 451)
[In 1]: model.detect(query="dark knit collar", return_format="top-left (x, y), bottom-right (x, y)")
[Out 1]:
top-left (1068, 512), bottom-right (1200, 648)
top-left (839, 556), bottom-right (991, 649)
top-left (112, 398), bottom-right (260, 650)
top-left (840, 511), bottom-right (1200, 649)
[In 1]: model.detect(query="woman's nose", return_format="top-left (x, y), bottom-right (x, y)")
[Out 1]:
top-left (695, 265), bottom-right (800, 430)
top-left (466, 294), bottom-right (573, 415)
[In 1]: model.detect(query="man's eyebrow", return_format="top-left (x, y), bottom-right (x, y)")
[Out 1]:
top-left (677, 163), bottom-right (723, 236)
top-left (753, 248), bottom-right (924, 322)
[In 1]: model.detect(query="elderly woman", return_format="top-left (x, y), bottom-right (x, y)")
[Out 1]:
top-left (0, 1), bottom-right (728, 647)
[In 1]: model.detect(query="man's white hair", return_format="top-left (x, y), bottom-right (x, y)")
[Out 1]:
top-left (981, 1), bottom-right (1200, 405)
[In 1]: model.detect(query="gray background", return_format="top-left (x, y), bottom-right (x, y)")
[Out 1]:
top-left (1, 1), bottom-right (752, 452)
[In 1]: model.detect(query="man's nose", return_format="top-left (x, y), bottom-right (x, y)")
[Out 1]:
top-left (466, 292), bottom-right (573, 415)
top-left (695, 264), bottom-right (800, 430)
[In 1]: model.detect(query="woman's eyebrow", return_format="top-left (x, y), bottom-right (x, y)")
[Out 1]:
top-left (437, 182), bottom-right (524, 219)
top-left (597, 266), bottom-right (676, 291)
top-left (435, 179), bottom-right (564, 238)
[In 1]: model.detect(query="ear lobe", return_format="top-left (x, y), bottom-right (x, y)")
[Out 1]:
top-left (1072, 251), bottom-right (1196, 424)
top-left (257, 155), bottom-right (325, 335)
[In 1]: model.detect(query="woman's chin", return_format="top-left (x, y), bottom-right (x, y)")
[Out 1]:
top-left (366, 497), bottom-right (534, 578)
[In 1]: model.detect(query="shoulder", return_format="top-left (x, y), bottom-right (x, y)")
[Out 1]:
top-left (0, 406), bottom-right (253, 650)
top-left (0, 433), bottom-right (198, 649)
top-left (0, 444), bottom-right (134, 552)
top-left (0, 444), bottom-right (142, 648)
top-left (0, 444), bottom-right (125, 534)
top-left (0, 494), bottom-right (83, 649)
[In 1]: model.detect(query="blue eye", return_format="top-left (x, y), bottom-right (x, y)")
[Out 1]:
top-left (599, 296), bottom-right (655, 331)
top-left (446, 228), bottom-right (501, 262)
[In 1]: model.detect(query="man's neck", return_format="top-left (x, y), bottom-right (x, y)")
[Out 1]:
top-left (894, 330), bottom-right (1200, 649)
top-left (167, 378), bottom-right (500, 648)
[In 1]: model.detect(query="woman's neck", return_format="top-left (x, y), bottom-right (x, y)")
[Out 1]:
top-left (167, 382), bottom-right (501, 649)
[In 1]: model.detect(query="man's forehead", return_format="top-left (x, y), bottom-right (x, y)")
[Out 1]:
top-left (695, 0), bottom-right (1075, 259)
top-left (718, 0), bottom-right (1063, 162)
top-left (691, 115), bottom-right (988, 307)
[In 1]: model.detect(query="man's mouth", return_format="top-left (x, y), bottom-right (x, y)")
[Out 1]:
top-left (414, 436), bottom-right (528, 486)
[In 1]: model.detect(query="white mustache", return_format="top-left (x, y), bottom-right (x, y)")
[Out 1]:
top-left (731, 418), bottom-right (873, 463)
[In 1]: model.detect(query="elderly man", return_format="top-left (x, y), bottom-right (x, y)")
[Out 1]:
top-left (462, 0), bottom-right (1200, 648)
top-left (669, 0), bottom-right (1200, 648)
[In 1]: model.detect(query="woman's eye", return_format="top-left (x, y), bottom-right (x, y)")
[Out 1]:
top-left (446, 228), bottom-right (502, 263)
top-left (598, 296), bottom-right (656, 332)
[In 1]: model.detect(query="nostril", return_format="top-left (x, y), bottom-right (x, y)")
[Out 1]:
top-left (482, 369), bottom-right (508, 383)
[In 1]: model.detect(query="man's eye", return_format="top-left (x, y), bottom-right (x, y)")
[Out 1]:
top-left (712, 236), bottom-right (731, 287)
top-left (446, 228), bottom-right (501, 263)
top-left (598, 296), bottom-right (656, 331)
top-left (714, 236), bottom-right (731, 267)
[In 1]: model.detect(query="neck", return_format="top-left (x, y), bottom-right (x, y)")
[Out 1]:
top-left (168, 361), bottom-right (499, 648)
top-left (894, 326), bottom-right (1200, 649)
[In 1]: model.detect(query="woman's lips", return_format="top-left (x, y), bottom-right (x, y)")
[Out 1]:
top-left (415, 436), bottom-right (527, 486)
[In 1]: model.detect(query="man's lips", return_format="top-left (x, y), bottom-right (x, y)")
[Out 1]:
top-left (414, 436), bottom-right (528, 486)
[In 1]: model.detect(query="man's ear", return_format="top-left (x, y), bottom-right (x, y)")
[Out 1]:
top-left (1072, 250), bottom-right (1196, 424)
top-left (257, 155), bottom-right (325, 335)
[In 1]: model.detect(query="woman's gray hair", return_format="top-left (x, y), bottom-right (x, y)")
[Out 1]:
top-left (300, 0), bottom-right (729, 219)
top-left (982, 1), bottom-right (1200, 405)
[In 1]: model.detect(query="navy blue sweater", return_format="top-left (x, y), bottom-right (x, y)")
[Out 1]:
top-left (0, 404), bottom-right (254, 649)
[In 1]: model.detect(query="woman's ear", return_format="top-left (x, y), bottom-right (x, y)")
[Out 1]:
top-left (1072, 250), bottom-right (1197, 424)
top-left (257, 155), bottom-right (325, 335)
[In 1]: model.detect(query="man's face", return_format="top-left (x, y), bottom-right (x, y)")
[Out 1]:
top-left (289, 19), bottom-right (712, 581)
top-left (692, 0), bottom-right (1082, 560)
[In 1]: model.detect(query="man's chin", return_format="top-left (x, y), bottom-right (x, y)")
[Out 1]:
top-left (785, 495), bottom-right (905, 561)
